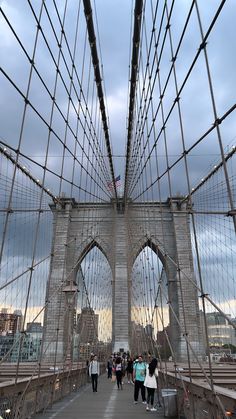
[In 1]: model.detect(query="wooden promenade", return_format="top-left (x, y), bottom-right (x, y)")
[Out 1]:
top-left (35, 374), bottom-right (167, 419)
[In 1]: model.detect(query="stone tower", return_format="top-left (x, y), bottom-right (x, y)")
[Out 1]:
top-left (42, 197), bottom-right (204, 363)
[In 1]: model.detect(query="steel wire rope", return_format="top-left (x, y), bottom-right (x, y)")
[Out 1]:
top-left (1, 1), bottom-right (50, 389)
top-left (87, 88), bottom-right (100, 355)
top-left (128, 0), bottom-right (233, 200)
top-left (0, 232), bottom-right (111, 368)
top-left (82, 0), bottom-right (118, 200)
top-left (23, 0), bottom-right (74, 382)
top-left (129, 0), bottom-right (190, 195)
top-left (0, 79), bottom-right (111, 202)
top-left (0, 245), bottom-right (107, 373)
top-left (127, 0), bottom-right (175, 197)
top-left (41, 0), bottom-right (113, 188)
top-left (131, 102), bottom-right (236, 202)
top-left (134, 249), bottom-right (210, 405)
top-left (144, 248), bottom-right (156, 356)
top-left (144, 3), bottom-right (172, 368)
top-left (125, 0), bottom-right (135, 188)
top-left (138, 246), bottom-right (172, 371)
top-left (0, 9), bottom-right (112, 202)
top-left (75, 51), bottom-right (97, 357)
top-left (169, 1), bottom-right (233, 408)
top-left (0, 0), bottom-right (114, 390)
top-left (141, 249), bottom-right (151, 354)
top-left (27, 0), bottom-right (75, 387)
top-left (138, 20), bottom-right (155, 350)
top-left (126, 0), bottom-right (150, 193)
top-left (155, 295), bottom-right (193, 402)
top-left (93, 0), bottom-right (114, 175)
top-left (125, 1), bottom-right (195, 195)
top-left (126, 194), bottom-right (236, 334)
top-left (146, 231), bottom-right (236, 331)
top-left (0, 3), bottom-right (45, 273)
top-left (194, 0), bottom-right (235, 232)
top-left (69, 0), bottom-right (84, 200)
top-left (158, 280), bottom-right (229, 418)
top-left (127, 7), bottom-right (161, 196)
top-left (128, 4), bottom-right (165, 360)
top-left (124, 0), bottom-right (144, 201)
top-left (162, 4), bottom-right (200, 413)
top-left (0, 139), bottom-right (113, 205)
top-left (155, 276), bottom-right (170, 383)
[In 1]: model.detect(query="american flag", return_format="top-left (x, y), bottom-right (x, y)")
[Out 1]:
top-left (107, 175), bottom-right (121, 191)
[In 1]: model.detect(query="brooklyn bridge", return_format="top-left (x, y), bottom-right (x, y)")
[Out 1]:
top-left (0, 0), bottom-right (235, 418)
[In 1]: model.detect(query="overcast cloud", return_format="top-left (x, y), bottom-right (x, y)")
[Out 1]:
top-left (0, 1), bottom-right (235, 329)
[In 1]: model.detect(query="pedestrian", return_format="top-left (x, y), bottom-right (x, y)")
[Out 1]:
top-left (86, 359), bottom-right (90, 382)
top-left (133, 354), bottom-right (147, 404)
top-left (144, 358), bottom-right (158, 411)
top-left (107, 356), bottom-right (113, 379)
top-left (115, 356), bottom-right (123, 389)
top-left (89, 355), bottom-right (100, 392)
top-left (126, 356), bottom-right (133, 383)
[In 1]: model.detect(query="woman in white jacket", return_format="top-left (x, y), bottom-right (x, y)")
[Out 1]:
top-left (144, 358), bottom-right (158, 411)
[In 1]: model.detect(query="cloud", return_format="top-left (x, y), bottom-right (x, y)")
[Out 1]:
top-left (0, 1), bottom-right (235, 351)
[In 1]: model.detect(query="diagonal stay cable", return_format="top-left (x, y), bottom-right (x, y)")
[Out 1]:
top-left (83, 0), bottom-right (117, 200)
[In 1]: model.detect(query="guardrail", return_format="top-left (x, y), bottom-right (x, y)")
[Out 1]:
top-left (0, 365), bottom-right (104, 418)
top-left (159, 370), bottom-right (236, 418)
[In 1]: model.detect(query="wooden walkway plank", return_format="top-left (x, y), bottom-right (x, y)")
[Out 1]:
top-left (35, 375), bottom-right (167, 419)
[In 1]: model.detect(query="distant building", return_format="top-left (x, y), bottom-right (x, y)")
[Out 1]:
top-left (0, 308), bottom-right (22, 336)
top-left (77, 307), bottom-right (98, 344)
top-left (145, 324), bottom-right (154, 338)
top-left (11, 331), bottom-right (42, 362)
top-left (202, 311), bottom-right (236, 348)
top-left (26, 322), bottom-right (43, 334)
top-left (0, 335), bottom-right (14, 360)
top-left (79, 343), bottom-right (95, 361)
top-left (156, 325), bottom-right (171, 359)
top-left (130, 321), bottom-right (146, 355)
top-left (0, 317), bottom-right (44, 362)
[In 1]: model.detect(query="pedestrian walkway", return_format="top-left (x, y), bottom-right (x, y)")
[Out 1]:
top-left (35, 375), bottom-right (167, 419)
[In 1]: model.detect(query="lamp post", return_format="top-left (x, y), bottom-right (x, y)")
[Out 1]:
top-left (63, 284), bottom-right (78, 369)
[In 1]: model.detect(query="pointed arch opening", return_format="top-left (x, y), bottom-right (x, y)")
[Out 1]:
top-left (74, 244), bottom-right (112, 361)
top-left (130, 243), bottom-right (171, 360)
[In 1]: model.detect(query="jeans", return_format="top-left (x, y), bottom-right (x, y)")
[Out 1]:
top-left (116, 371), bottom-right (123, 388)
top-left (91, 373), bottom-right (98, 391)
top-left (147, 387), bottom-right (155, 406)
top-left (134, 380), bottom-right (146, 401)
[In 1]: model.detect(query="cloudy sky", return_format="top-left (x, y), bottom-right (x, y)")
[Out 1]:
top-left (0, 0), bottom-right (235, 334)
top-left (0, 0), bottom-right (235, 195)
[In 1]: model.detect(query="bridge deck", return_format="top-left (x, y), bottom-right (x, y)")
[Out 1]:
top-left (35, 375), bottom-right (167, 419)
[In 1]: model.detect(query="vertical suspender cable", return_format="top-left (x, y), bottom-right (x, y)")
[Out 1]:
top-left (124, 0), bottom-right (143, 202)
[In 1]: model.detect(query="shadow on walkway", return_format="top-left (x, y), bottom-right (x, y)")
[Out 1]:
top-left (35, 374), bottom-right (166, 418)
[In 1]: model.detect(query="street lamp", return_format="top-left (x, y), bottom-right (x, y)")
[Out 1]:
top-left (63, 284), bottom-right (79, 369)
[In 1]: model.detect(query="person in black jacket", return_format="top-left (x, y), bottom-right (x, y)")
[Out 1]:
top-left (126, 357), bottom-right (133, 383)
top-left (107, 356), bottom-right (113, 379)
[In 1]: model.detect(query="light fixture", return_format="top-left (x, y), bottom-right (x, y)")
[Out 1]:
top-left (63, 284), bottom-right (79, 305)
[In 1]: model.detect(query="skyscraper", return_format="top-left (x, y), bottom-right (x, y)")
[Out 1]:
top-left (77, 307), bottom-right (98, 344)
top-left (0, 308), bottom-right (22, 335)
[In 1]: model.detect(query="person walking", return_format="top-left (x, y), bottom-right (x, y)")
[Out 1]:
top-left (133, 354), bottom-right (147, 404)
top-left (89, 355), bottom-right (100, 392)
top-left (115, 356), bottom-right (123, 389)
top-left (107, 356), bottom-right (113, 379)
top-left (126, 356), bottom-right (134, 383)
top-left (144, 358), bottom-right (158, 411)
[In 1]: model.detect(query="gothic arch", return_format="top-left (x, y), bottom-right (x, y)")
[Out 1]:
top-left (75, 238), bottom-right (112, 274)
top-left (131, 238), bottom-right (167, 271)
